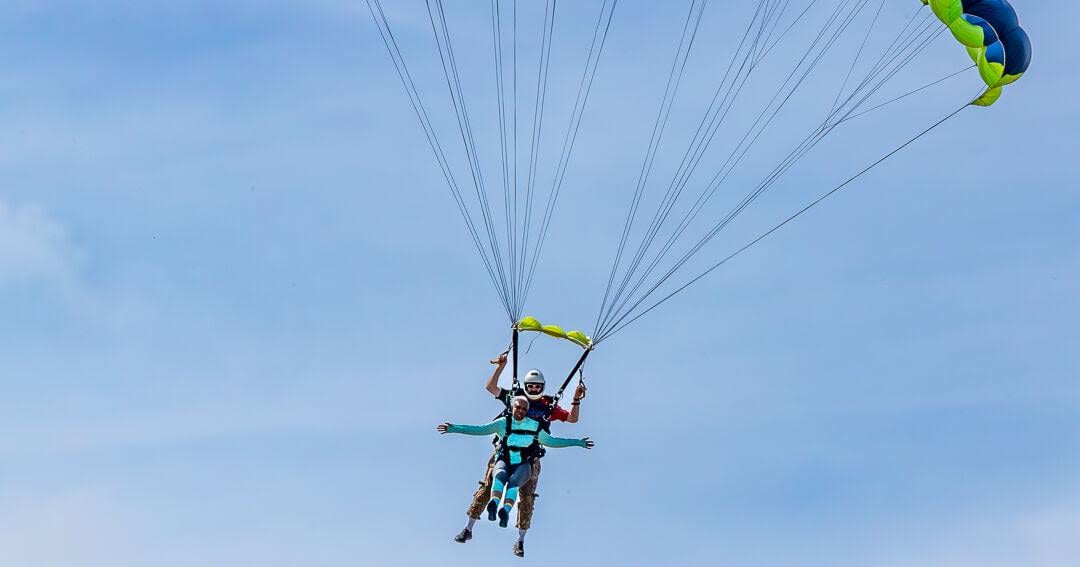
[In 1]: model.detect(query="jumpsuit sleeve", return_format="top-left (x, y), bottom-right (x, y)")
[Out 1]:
top-left (446, 418), bottom-right (505, 436)
top-left (548, 405), bottom-right (571, 422)
top-left (537, 429), bottom-right (588, 448)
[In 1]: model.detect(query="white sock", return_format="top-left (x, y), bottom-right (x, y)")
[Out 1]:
top-left (517, 529), bottom-right (527, 542)
top-left (466, 517), bottom-right (477, 530)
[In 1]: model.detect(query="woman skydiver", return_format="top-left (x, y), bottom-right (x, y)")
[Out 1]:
top-left (438, 396), bottom-right (594, 556)
top-left (454, 352), bottom-right (587, 556)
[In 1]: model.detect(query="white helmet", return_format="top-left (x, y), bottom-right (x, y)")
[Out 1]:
top-left (522, 369), bottom-right (545, 400)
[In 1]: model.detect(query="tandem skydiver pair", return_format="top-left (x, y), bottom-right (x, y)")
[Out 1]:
top-left (437, 352), bottom-right (592, 558)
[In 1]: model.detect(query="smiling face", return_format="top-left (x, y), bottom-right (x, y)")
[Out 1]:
top-left (511, 399), bottom-right (529, 420)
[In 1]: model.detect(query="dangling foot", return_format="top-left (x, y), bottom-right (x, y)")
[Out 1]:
top-left (498, 507), bottom-right (510, 528)
top-left (452, 528), bottom-right (472, 543)
top-left (512, 540), bottom-right (525, 557)
top-left (486, 499), bottom-right (499, 521)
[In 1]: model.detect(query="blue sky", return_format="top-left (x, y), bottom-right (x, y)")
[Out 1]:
top-left (1, 1), bottom-right (1077, 565)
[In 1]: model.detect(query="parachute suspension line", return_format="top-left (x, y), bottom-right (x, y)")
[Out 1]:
top-left (831, 6), bottom-right (938, 115)
top-left (597, 0), bottom-right (864, 335)
top-left (653, 0), bottom-right (779, 215)
top-left (596, 14), bottom-right (952, 342)
top-left (595, 2), bottom-right (949, 341)
top-left (596, 0), bottom-right (762, 331)
top-left (596, 0), bottom-right (877, 338)
top-left (516, 0), bottom-right (557, 317)
top-left (754, 0), bottom-right (791, 64)
top-left (513, 1), bottom-right (520, 317)
top-left (522, 331), bottom-right (542, 356)
top-left (489, 0), bottom-right (531, 318)
top-left (595, 0), bottom-right (713, 334)
top-left (829, 0), bottom-right (886, 115)
top-left (598, 2), bottom-right (939, 339)
top-left (626, 0), bottom-right (816, 284)
top-left (596, 0), bottom-right (772, 334)
top-left (595, 101), bottom-right (972, 343)
top-left (756, 0), bottom-right (821, 63)
top-left (518, 0), bottom-right (618, 310)
top-left (509, 0), bottom-right (518, 315)
top-left (827, 12), bottom-right (946, 127)
top-left (366, 0), bottom-right (513, 317)
top-left (427, 0), bottom-right (516, 318)
top-left (833, 9), bottom-right (939, 113)
top-left (490, 0), bottom-right (520, 317)
top-left (598, 15), bottom-right (948, 340)
top-left (596, 0), bottom-right (801, 334)
top-left (839, 64), bottom-right (974, 124)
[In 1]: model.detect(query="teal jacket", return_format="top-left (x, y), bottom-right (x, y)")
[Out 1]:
top-left (446, 416), bottom-right (588, 465)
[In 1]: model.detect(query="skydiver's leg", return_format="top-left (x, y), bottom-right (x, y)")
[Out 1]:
top-left (456, 453), bottom-right (496, 542)
top-left (490, 460), bottom-right (512, 521)
top-left (465, 454), bottom-right (496, 521)
top-left (500, 462), bottom-right (533, 516)
top-left (515, 458), bottom-right (542, 533)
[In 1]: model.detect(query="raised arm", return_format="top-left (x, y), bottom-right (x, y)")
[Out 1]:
top-left (485, 352), bottom-right (508, 397)
top-left (439, 417), bottom-right (505, 436)
top-left (538, 429), bottom-right (594, 449)
top-left (566, 381), bottom-right (587, 423)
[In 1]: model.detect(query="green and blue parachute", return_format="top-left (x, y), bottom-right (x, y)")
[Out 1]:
top-left (923, 0), bottom-right (1032, 106)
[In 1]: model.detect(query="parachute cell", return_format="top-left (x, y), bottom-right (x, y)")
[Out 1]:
top-left (921, 0), bottom-right (1031, 106)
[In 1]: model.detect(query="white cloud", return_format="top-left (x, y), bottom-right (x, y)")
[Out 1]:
top-left (0, 199), bottom-right (78, 287)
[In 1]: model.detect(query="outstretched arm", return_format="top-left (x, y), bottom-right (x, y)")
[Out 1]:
top-left (437, 417), bottom-right (505, 436)
top-left (538, 429), bottom-right (594, 449)
top-left (485, 352), bottom-right (508, 397)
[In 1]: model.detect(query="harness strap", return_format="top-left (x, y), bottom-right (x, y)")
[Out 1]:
top-left (499, 416), bottom-right (542, 464)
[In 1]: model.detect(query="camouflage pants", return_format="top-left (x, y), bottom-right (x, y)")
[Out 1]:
top-left (465, 454), bottom-right (541, 530)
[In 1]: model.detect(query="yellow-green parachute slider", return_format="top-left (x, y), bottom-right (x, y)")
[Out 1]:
top-left (516, 316), bottom-right (543, 333)
top-left (920, 0), bottom-right (1031, 106)
top-left (516, 316), bottom-right (592, 348)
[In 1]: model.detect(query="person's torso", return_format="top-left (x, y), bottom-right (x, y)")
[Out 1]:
top-left (501, 416), bottom-right (541, 464)
top-left (525, 398), bottom-right (553, 423)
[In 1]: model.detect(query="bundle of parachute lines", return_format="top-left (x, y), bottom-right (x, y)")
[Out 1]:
top-left (366, 0), bottom-right (1032, 379)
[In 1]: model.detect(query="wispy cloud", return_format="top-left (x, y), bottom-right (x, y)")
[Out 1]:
top-left (0, 199), bottom-right (79, 288)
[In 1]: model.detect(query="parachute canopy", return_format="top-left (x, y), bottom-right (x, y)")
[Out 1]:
top-left (922, 0), bottom-right (1032, 106)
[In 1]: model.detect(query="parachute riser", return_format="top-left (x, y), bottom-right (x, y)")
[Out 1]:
top-left (511, 327), bottom-right (520, 396)
top-left (552, 347), bottom-right (592, 407)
